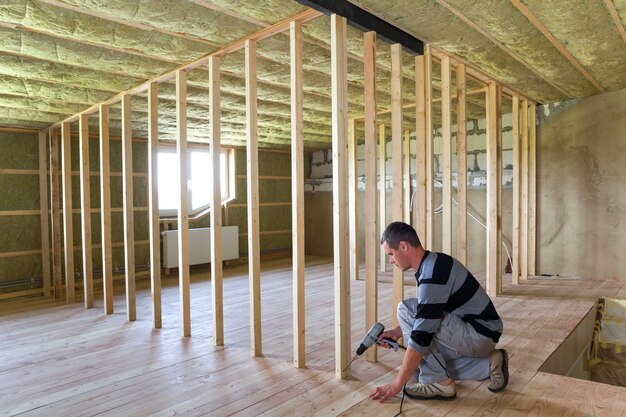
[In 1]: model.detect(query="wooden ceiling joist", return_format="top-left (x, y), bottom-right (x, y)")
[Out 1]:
top-left (604, 0), bottom-right (626, 46)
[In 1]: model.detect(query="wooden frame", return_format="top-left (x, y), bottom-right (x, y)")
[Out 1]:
top-left (441, 55), bottom-right (452, 254)
top-left (38, 130), bottom-right (51, 298)
top-left (209, 56), bottom-right (224, 345)
top-left (415, 55), bottom-right (427, 241)
top-left (148, 82), bottom-right (162, 328)
top-left (290, 20), bottom-right (305, 368)
top-left (424, 45), bottom-right (434, 250)
top-left (363, 30), bottom-right (378, 363)
top-left (122, 94), bottom-right (136, 321)
top-left (378, 124), bottom-right (387, 272)
top-left (520, 99), bottom-right (529, 280)
top-left (176, 70), bottom-right (191, 337)
top-left (331, 14), bottom-right (350, 380)
top-left (61, 122), bottom-right (74, 303)
top-left (246, 39), bottom-right (262, 357)
top-left (456, 63), bottom-right (467, 264)
top-left (99, 104), bottom-right (114, 314)
top-left (486, 82), bottom-right (502, 296)
top-left (404, 129), bottom-right (411, 226)
top-left (529, 105), bottom-right (537, 275)
top-left (391, 43), bottom-right (404, 324)
top-left (79, 113), bottom-right (93, 308)
top-left (348, 118), bottom-right (358, 281)
top-left (512, 95), bottom-right (521, 284)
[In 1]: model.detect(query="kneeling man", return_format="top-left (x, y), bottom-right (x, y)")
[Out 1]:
top-left (370, 222), bottom-right (508, 402)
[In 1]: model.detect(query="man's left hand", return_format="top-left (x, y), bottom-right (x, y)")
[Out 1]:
top-left (369, 382), bottom-right (402, 402)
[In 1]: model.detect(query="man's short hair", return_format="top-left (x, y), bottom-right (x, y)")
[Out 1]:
top-left (380, 222), bottom-right (421, 249)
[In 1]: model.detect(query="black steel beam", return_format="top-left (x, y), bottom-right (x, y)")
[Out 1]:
top-left (296, 0), bottom-right (424, 55)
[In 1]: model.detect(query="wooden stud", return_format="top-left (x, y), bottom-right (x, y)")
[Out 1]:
top-left (512, 95), bottom-right (521, 284)
top-left (348, 118), bottom-right (358, 281)
top-left (122, 94), bottom-right (136, 321)
top-left (99, 104), bottom-right (114, 314)
top-left (363, 31), bottom-right (378, 363)
top-left (378, 124), bottom-right (387, 273)
top-left (391, 43), bottom-right (404, 325)
top-left (529, 105), bottom-right (537, 276)
top-left (604, 0), bottom-right (626, 46)
top-left (79, 114), bottom-right (93, 308)
top-left (415, 56), bottom-right (427, 242)
top-left (148, 82), bottom-right (162, 328)
top-left (246, 40), bottom-right (262, 357)
top-left (520, 99), bottom-right (529, 281)
top-left (404, 129), bottom-right (411, 225)
top-left (456, 63), bottom-right (467, 265)
top-left (39, 131), bottom-right (51, 298)
top-left (61, 122), bottom-right (74, 303)
top-left (486, 82), bottom-right (502, 296)
top-left (209, 56), bottom-right (224, 345)
top-left (49, 129), bottom-right (62, 300)
top-left (290, 21), bottom-right (305, 368)
top-left (176, 71), bottom-right (191, 337)
top-left (441, 55), bottom-right (452, 255)
top-left (425, 45), bottom-right (434, 250)
top-left (331, 14), bottom-right (351, 380)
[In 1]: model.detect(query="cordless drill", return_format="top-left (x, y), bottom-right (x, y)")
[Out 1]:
top-left (356, 322), bottom-right (402, 355)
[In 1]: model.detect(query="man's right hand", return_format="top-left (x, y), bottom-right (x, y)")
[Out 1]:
top-left (376, 325), bottom-right (403, 349)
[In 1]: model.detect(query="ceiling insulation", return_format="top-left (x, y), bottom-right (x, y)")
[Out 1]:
top-left (0, 0), bottom-right (624, 149)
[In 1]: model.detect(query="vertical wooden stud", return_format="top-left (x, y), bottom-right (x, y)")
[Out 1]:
top-left (331, 14), bottom-right (351, 380)
top-left (50, 129), bottom-right (62, 300)
top-left (209, 56), bottom-right (224, 345)
top-left (378, 124), bottom-right (387, 272)
top-left (79, 114), bottom-right (93, 308)
top-left (528, 105), bottom-right (537, 276)
top-left (246, 40), bottom-right (262, 357)
top-left (415, 56), bottom-right (427, 242)
top-left (520, 100), bottom-right (529, 281)
top-left (404, 129), bottom-right (411, 225)
top-left (363, 31), bottom-right (378, 363)
top-left (456, 64), bottom-right (467, 265)
top-left (39, 131), bottom-right (51, 298)
top-left (176, 71), bottom-right (191, 337)
top-left (99, 104), bottom-right (114, 314)
top-left (348, 119), bottom-right (359, 281)
top-left (61, 122), bottom-right (74, 303)
top-left (441, 55), bottom-right (452, 255)
top-left (486, 82), bottom-right (502, 296)
top-left (391, 43), bottom-right (404, 325)
top-left (290, 21), bottom-right (305, 367)
top-left (511, 95), bottom-right (521, 284)
top-left (122, 94), bottom-right (136, 321)
top-left (148, 82), bottom-right (162, 328)
top-left (425, 45), bottom-right (434, 250)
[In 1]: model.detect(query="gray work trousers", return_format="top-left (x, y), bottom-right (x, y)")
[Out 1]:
top-left (398, 299), bottom-right (495, 384)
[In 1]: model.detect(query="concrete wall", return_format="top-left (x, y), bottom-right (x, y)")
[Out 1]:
top-left (537, 89), bottom-right (626, 279)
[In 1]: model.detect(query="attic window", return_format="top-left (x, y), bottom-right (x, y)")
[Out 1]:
top-left (157, 146), bottom-right (235, 218)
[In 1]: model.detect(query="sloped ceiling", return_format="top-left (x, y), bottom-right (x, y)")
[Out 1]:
top-left (0, 0), bottom-right (625, 149)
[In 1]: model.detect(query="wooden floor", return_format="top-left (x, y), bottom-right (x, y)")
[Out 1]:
top-left (1, 257), bottom-right (626, 416)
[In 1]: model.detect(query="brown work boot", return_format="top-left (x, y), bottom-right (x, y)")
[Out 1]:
top-left (488, 349), bottom-right (509, 392)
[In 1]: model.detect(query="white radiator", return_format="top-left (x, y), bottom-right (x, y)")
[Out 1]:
top-left (161, 226), bottom-right (239, 268)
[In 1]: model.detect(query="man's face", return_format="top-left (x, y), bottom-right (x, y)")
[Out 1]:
top-left (382, 241), bottom-right (411, 271)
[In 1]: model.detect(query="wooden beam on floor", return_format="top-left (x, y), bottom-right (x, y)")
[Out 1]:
top-left (79, 113), bottom-right (93, 309)
top-left (38, 130), bottom-right (51, 298)
top-left (441, 55), bottom-right (452, 254)
top-left (512, 95), bottom-right (521, 285)
top-left (121, 94), bottom-right (136, 321)
top-left (378, 124), bottom-right (387, 273)
top-left (391, 42), bottom-right (404, 325)
top-left (245, 40), bottom-right (262, 357)
top-left (290, 20), bottom-right (305, 368)
top-left (529, 104), bottom-right (537, 276)
top-left (208, 56), bottom-right (223, 345)
top-left (148, 82), bottom-right (162, 329)
top-left (348, 118), bottom-right (358, 281)
top-left (99, 104), bottom-right (114, 314)
top-left (415, 55), bottom-right (427, 242)
top-left (520, 99), bottom-right (529, 281)
top-left (486, 82), bottom-right (502, 296)
top-left (425, 45), bottom-right (434, 250)
top-left (176, 71), bottom-right (191, 337)
top-left (363, 30), bottom-right (378, 364)
top-left (456, 63), bottom-right (467, 265)
top-left (61, 122), bottom-right (74, 303)
top-left (331, 13), bottom-right (351, 380)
